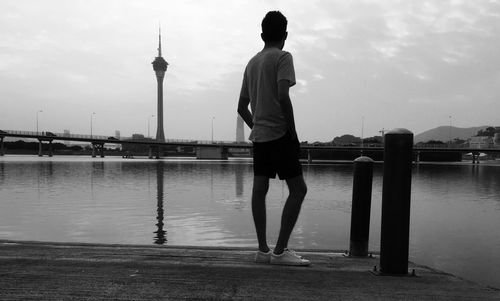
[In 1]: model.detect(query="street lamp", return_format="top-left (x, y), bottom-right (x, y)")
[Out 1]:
top-left (148, 115), bottom-right (155, 138)
top-left (90, 112), bottom-right (96, 138)
top-left (361, 116), bottom-right (365, 148)
top-left (211, 116), bottom-right (215, 143)
top-left (36, 110), bottom-right (43, 135)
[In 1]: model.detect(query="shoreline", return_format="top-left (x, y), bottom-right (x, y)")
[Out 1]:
top-left (1, 153), bottom-right (500, 166)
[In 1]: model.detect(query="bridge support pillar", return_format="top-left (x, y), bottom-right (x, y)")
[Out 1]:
top-left (0, 136), bottom-right (4, 156)
top-left (38, 140), bottom-right (43, 157)
top-left (472, 152), bottom-right (480, 164)
top-left (91, 143), bottom-right (104, 158)
top-left (415, 151), bottom-right (420, 164)
top-left (155, 146), bottom-right (161, 159)
top-left (48, 140), bottom-right (53, 157)
top-left (149, 146), bottom-right (153, 159)
top-left (307, 150), bottom-right (312, 164)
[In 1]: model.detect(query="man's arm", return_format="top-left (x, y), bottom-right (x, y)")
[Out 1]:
top-left (278, 80), bottom-right (297, 139)
top-left (237, 95), bottom-right (254, 129)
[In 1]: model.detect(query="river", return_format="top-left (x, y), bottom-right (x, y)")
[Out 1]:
top-left (0, 155), bottom-right (499, 288)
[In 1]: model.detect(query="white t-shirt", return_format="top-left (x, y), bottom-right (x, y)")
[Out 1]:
top-left (240, 48), bottom-right (296, 142)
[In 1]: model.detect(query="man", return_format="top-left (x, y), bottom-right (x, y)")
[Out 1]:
top-left (237, 11), bottom-right (309, 266)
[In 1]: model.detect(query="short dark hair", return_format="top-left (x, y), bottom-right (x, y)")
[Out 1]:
top-left (261, 11), bottom-right (287, 42)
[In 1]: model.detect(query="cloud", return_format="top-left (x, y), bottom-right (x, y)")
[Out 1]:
top-left (1, 0), bottom-right (499, 140)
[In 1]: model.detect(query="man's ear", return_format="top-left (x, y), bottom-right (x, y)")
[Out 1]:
top-left (283, 32), bottom-right (288, 41)
top-left (261, 33), bottom-right (266, 42)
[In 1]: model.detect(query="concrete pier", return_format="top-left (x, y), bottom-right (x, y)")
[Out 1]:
top-left (0, 240), bottom-right (498, 300)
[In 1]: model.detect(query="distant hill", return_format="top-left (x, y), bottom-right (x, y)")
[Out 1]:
top-left (414, 126), bottom-right (491, 143)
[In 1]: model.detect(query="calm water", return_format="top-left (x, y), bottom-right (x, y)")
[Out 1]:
top-left (0, 155), bottom-right (499, 288)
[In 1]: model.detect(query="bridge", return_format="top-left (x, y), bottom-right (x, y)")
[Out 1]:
top-left (0, 129), bottom-right (253, 159)
top-left (0, 129), bottom-right (498, 163)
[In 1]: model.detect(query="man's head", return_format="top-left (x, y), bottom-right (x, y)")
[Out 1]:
top-left (261, 11), bottom-right (288, 44)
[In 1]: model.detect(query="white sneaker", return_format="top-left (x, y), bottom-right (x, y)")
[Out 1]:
top-left (270, 249), bottom-right (311, 266)
top-left (255, 249), bottom-right (272, 263)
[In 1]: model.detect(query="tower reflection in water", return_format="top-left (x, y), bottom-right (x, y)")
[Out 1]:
top-left (154, 161), bottom-right (166, 244)
top-left (235, 165), bottom-right (243, 198)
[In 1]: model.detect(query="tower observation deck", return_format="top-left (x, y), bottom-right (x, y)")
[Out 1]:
top-left (152, 28), bottom-right (169, 142)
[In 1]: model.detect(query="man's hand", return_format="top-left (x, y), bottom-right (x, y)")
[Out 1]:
top-left (238, 95), bottom-right (254, 129)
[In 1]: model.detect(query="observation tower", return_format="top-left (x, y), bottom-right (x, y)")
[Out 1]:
top-left (152, 28), bottom-right (169, 142)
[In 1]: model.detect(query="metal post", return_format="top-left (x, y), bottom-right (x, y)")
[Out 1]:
top-left (380, 128), bottom-right (413, 275)
top-left (38, 140), bottom-right (43, 157)
top-left (36, 110), bottom-right (43, 135)
top-left (90, 112), bottom-right (95, 139)
top-left (349, 156), bottom-right (374, 257)
top-left (211, 117), bottom-right (215, 143)
top-left (91, 144), bottom-right (96, 158)
top-left (100, 144), bottom-right (104, 158)
top-left (307, 150), bottom-right (312, 164)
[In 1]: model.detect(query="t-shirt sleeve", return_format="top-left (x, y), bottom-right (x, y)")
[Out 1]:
top-left (240, 67), bottom-right (250, 98)
top-left (277, 52), bottom-right (296, 87)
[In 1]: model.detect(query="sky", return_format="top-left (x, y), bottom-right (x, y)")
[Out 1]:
top-left (1, 0), bottom-right (499, 142)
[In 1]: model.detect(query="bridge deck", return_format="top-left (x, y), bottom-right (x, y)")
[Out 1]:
top-left (2, 131), bottom-right (499, 153)
top-left (1, 240), bottom-right (498, 300)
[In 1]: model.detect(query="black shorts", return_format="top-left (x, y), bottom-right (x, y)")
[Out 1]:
top-left (253, 131), bottom-right (302, 180)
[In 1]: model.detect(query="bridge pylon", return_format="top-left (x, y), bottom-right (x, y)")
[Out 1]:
top-left (0, 136), bottom-right (4, 156)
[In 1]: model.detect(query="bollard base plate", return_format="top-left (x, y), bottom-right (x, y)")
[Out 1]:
top-left (343, 251), bottom-right (376, 259)
top-left (371, 267), bottom-right (417, 277)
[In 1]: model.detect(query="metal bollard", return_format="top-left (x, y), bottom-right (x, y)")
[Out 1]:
top-left (380, 128), bottom-right (413, 275)
top-left (349, 156), bottom-right (374, 257)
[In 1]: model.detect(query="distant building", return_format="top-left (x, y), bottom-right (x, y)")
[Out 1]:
top-left (236, 115), bottom-right (245, 142)
top-left (469, 136), bottom-right (493, 149)
top-left (494, 133), bottom-right (500, 148)
top-left (132, 134), bottom-right (145, 140)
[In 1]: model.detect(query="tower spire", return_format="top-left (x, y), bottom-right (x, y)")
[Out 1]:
top-left (158, 24), bottom-right (162, 57)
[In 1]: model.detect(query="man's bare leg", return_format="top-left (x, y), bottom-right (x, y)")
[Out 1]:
top-left (252, 175), bottom-right (270, 252)
top-left (274, 175), bottom-right (307, 254)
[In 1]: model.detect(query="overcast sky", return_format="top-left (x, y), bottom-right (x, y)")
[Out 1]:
top-left (1, 0), bottom-right (499, 142)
